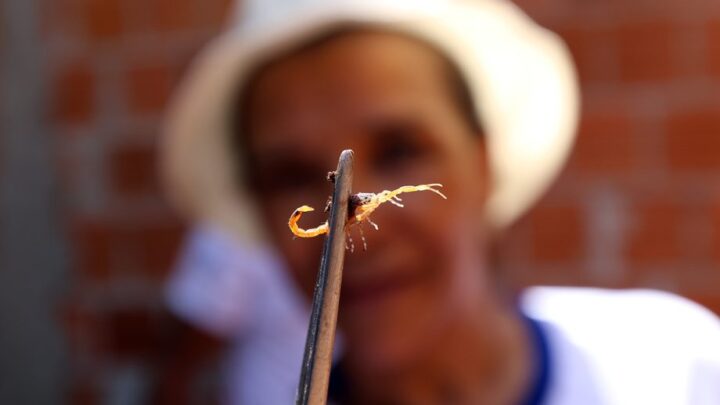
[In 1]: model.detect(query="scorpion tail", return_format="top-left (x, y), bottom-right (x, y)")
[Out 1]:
top-left (288, 205), bottom-right (329, 238)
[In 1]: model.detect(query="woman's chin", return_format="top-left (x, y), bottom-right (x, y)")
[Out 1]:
top-left (344, 328), bottom-right (426, 374)
top-left (341, 294), bottom-right (443, 374)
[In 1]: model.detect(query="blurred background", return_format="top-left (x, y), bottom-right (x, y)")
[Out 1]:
top-left (1, 0), bottom-right (719, 403)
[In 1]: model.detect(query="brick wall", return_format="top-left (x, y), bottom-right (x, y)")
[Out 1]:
top-left (503, 0), bottom-right (720, 312)
top-left (39, 0), bottom-right (720, 403)
top-left (42, 0), bottom-right (231, 402)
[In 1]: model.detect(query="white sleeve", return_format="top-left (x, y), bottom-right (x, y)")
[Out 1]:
top-left (522, 287), bottom-right (720, 405)
top-left (164, 225), bottom-right (271, 338)
top-left (679, 295), bottom-right (720, 404)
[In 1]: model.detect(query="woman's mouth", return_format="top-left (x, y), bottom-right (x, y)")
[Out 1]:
top-left (340, 268), bottom-right (424, 309)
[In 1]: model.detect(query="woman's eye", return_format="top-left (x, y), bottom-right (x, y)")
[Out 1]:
top-left (249, 160), bottom-right (326, 193)
top-left (372, 123), bottom-right (428, 171)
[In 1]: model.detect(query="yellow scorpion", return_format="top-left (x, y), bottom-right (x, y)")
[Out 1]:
top-left (288, 183), bottom-right (447, 250)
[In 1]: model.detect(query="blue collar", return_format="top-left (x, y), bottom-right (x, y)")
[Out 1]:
top-left (519, 314), bottom-right (552, 405)
top-left (328, 315), bottom-right (552, 404)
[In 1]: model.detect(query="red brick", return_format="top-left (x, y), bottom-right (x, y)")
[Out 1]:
top-left (707, 19), bottom-right (720, 77)
top-left (70, 219), bottom-right (113, 280)
top-left (83, 0), bottom-right (124, 41)
top-left (554, 25), bottom-right (615, 84)
top-left (529, 204), bottom-right (585, 262)
top-left (665, 109), bottom-right (720, 170)
top-left (204, 0), bottom-right (234, 28)
top-left (102, 308), bottom-right (165, 359)
top-left (183, 0), bottom-right (234, 31)
top-left (137, 0), bottom-right (196, 33)
top-left (616, 20), bottom-right (675, 83)
top-left (570, 110), bottom-right (635, 175)
top-left (38, 0), bottom-right (80, 39)
top-left (95, 220), bottom-right (182, 278)
top-left (71, 217), bottom-right (184, 280)
top-left (52, 61), bottom-right (95, 125)
top-left (625, 200), bottom-right (682, 263)
top-left (108, 143), bottom-right (158, 197)
top-left (70, 217), bottom-right (180, 281)
top-left (713, 200), bottom-right (720, 265)
top-left (128, 220), bottom-right (185, 278)
top-left (125, 62), bottom-right (175, 115)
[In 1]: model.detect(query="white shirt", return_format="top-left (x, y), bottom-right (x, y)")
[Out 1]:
top-left (166, 228), bottom-right (720, 404)
top-left (522, 287), bottom-right (720, 405)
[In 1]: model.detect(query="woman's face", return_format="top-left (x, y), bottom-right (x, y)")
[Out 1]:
top-left (242, 31), bottom-right (492, 372)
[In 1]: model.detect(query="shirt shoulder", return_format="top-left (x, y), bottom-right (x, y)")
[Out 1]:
top-left (165, 225), bottom-right (307, 337)
top-left (520, 287), bottom-right (720, 404)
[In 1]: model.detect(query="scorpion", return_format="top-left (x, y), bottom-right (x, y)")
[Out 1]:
top-left (288, 173), bottom-right (446, 251)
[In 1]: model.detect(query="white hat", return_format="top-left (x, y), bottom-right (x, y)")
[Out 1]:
top-left (161, 0), bottom-right (579, 244)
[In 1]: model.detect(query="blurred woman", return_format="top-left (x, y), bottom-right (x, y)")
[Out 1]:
top-left (162, 0), bottom-right (720, 403)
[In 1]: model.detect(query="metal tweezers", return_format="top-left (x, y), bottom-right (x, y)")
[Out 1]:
top-left (296, 149), bottom-right (354, 405)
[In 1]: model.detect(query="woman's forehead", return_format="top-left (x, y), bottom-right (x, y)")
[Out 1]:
top-left (241, 30), bottom-right (457, 144)
top-left (245, 32), bottom-right (451, 107)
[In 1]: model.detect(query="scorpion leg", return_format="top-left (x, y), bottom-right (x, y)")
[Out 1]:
top-left (389, 198), bottom-right (404, 207)
top-left (367, 217), bottom-right (379, 231)
top-left (358, 222), bottom-right (368, 251)
top-left (346, 231), bottom-right (355, 253)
